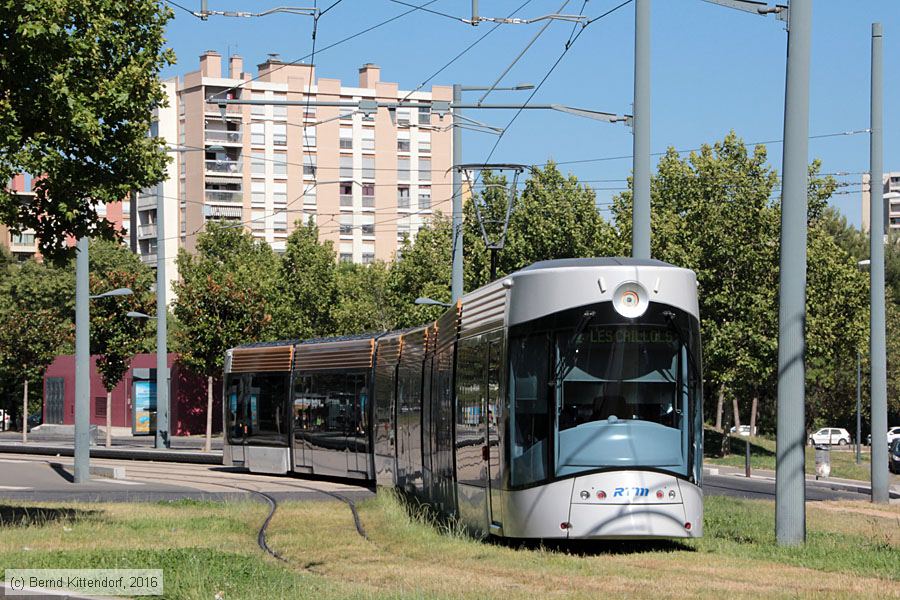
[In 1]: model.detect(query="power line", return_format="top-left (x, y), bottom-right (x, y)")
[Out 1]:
top-left (165, 0), bottom-right (202, 18)
top-left (206, 0), bottom-right (444, 103)
top-left (385, 0), bottom-right (463, 22)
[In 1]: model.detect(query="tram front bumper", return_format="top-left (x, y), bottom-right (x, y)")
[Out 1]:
top-left (565, 471), bottom-right (703, 539)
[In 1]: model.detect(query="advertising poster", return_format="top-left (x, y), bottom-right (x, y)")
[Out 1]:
top-left (133, 380), bottom-right (157, 435)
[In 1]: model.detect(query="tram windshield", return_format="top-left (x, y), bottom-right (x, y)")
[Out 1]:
top-left (508, 304), bottom-right (701, 487)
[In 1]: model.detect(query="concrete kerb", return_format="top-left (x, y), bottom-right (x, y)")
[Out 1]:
top-left (0, 443), bottom-right (221, 465)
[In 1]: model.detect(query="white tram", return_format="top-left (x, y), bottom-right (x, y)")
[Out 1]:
top-left (223, 258), bottom-right (704, 539)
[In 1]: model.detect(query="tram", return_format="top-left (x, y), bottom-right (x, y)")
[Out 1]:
top-left (223, 257), bottom-right (704, 539)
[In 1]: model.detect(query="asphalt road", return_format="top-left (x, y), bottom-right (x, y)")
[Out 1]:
top-left (703, 472), bottom-right (876, 501)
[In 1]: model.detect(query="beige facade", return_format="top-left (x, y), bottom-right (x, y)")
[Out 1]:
top-left (861, 172), bottom-right (900, 234)
top-left (138, 51), bottom-right (453, 276)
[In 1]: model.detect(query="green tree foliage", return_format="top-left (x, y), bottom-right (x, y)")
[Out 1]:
top-left (332, 261), bottom-right (394, 335)
top-left (0, 0), bottom-right (175, 259)
top-left (389, 214), bottom-right (453, 328)
top-left (173, 222), bottom-right (278, 378)
top-left (272, 220), bottom-right (337, 340)
top-left (88, 240), bottom-right (156, 392)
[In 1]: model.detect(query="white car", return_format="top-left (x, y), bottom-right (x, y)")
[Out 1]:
top-left (729, 425), bottom-right (756, 436)
top-left (808, 428), bottom-right (851, 446)
top-left (887, 427), bottom-right (900, 445)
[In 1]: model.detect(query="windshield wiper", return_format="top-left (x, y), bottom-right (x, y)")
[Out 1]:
top-left (551, 309), bottom-right (596, 385)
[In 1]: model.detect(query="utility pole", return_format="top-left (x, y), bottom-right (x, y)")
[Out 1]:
top-left (155, 177), bottom-right (169, 449)
top-left (776, 0), bottom-right (812, 546)
top-left (868, 21), bottom-right (888, 504)
top-left (856, 351), bottom-right (862, 465)
top-left (451, 84), bottom-right (464, 304)
top-left (632, 0), bottom-right (651, 259)
top-left (74, 237), bottom-right (90, 483)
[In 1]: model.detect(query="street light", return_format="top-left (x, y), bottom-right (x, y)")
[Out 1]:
top-left (90, 288), bottom-right (134, 300)
top-left (126, 311), bottom-right (156, 319)
top-left (414, 297), bottom-right (452, 308)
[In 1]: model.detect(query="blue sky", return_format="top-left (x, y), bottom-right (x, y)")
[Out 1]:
top-left (162, 0), bottom-right (899, 227)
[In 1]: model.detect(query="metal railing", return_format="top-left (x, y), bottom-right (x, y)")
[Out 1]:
top-left (138, 224), bottom-right (158, 239)
top-left (205, 159), bottom-right (242, 174)
top-left (205, 191), bottom-right (243, 204)
top-left (339, 195), bottom-right (353, 207)
top-left (204, 129), bottom-right (242, 143)
top-left (140, 253), bottom-right (157, 265)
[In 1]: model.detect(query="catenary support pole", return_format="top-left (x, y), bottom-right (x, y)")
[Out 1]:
top-left (856, 351), bottom-right (862, 465)
top-left (451, 84), bottom-right (464, 303)
top-left (74, 236), bottom-right (90, 483)
top-left (632, 0), bottom-right (651, 259)
top-left (155, 180), bottom-right (169, 449)
top-left (776, 0), bottom-right (812, 546)
top-left (869, 21), bottom-right (888, 503)
top-left (21, 379), bottom-right (27, 444)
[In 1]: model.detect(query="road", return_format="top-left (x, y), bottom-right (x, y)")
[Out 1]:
top-left (703, 472), bottom-right (878, 501)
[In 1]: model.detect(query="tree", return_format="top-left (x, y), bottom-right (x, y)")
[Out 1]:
top-left (88, 240), bottom-right (155, 446)
top-left (0, 1), bottom-right (175, 259)
top-left (0, 308), bottom-right (71, 440)
top-left (332, 261), bottom-right (394, 335)
top-left (272, 220), bottom-right (337, 340)
top-left (389, 214), bottom-right (453, 328)
top-left (173, 222), bottom-right (278, 450)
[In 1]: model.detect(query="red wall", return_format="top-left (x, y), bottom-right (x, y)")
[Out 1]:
top-left (43, 353), bottom-right (222, 436)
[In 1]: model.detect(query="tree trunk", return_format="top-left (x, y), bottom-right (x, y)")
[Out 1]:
top-left (732, 396), bottom-right (742, 429)
top-left (715, 385), bottom-right (725, 431)
top-left (105, 390), bottom-right (112, 448)
top-left (749, 396), bottom-right (759, 436)
top-left (21, 379), bottom-right (28, 444)
top-left (204, 375), bottom-right (213, 453)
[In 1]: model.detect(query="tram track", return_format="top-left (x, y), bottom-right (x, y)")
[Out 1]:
top-left (2, 455), bottom-right (369, 564)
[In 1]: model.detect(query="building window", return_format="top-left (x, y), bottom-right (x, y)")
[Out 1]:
top-left (397, 223), bottom-right (410, 242)
top-left (419, 159), bottom-right (431, 182)
top-left (339, 128), bottom-right (353, 150)
top-left (340, 156), bottom-right (353, 179)
top-left (273, 182), bottom-right (287, 208)
top-left (339, 252), bottom-right (353, 262)
top-left (398, 187), bottom-right (410, 209)
top-left (362, 252), bottom-right (375, 264)
top-left (251, 122), bottom-right (265, 146)
top-left (273, 153), bottom-right (288, 176)
top-left (418, 188), bottom-right (431, 210)
top-left (251, 180), bottom-right (266, 207)
top-left (361, 224), bottom-right (374, 236)
top-left (361, 128), bottom-right (375, 152)
top-left (303, 188), bottom-right (317, 208)
top-left (273, 95), bottom-right (287, 118)
top-left (362, 157), bottom-right (375, 180)
top-left (303, 126), bottom-right (316, 147)
top-left (252, 92), bottom-right (266, 117)
top-left (418, 132), bottom-right (431, 154)
top-left (273, 123), bottom-right (287, 146)
top-left (418, 105), bottom-right (431, 125)
top-left (95, 397), bottom-right (106, 417)
top-left (362, 184), bottom-right (375, 208)
top-left (340, 107), bottom-right (354, 121)
top-left (251, 152), bottom-right (265, 175)
top-left (340, 216), bottom-right (352, 236)
top-left (398, 159), bottom-right (410, 182)
top-left (397, 108), bottom-right (410, 126)
top-left (273, 211), bottom-right (287, 232)
top-left (303, 155), bottom-right (316, 177)
top-left (340, 182), bottom-right (354, 207)
top-left (251, 210), bottom-right (266, 232)
top-left (397, 139), bottom-right (410, 152)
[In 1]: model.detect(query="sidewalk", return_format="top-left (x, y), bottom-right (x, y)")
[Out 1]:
top-left (0, 432), bottom-right (221, 465)
top-left (706, 463), bottom-right (900, 499)
top-left (0, 429), bottom-right (222, 451)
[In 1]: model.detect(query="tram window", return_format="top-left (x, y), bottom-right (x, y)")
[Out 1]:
top-left (243, 373), bottom-right (290, 446)
top-left (509, 333), bottom-right (550, 487)
top-left (225, 375), bottom-right (241, 444)
top-left (456, 337), bottom-right (486, 486)
top-left (293, 371), bottom-right (369, 451)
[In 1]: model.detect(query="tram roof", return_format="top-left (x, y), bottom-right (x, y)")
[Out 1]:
top-left (519, 257), bottom-right (676, 271)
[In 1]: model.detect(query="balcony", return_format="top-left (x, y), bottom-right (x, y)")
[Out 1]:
top-left (340, 195), bottom-right (353, 208)
top-left (138, 224), bottom-right (158, 239)
top-left (140, 253), bottom-right (157, 265)
top-left (205, 159), bottom-right (242, 175)
top-left (136, 195), bottom-right (157, 210)
top-left (362, 196), bottom-right (375, 208)
top-left (204, 129), bottom-right (242, 145)
top-left (205, 191), bottom-right (243, 204)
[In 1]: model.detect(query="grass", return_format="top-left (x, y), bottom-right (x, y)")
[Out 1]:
top-left (704, 428), bottom-right (900, 484)
top-left (0, 494), bottom-right (897, 598)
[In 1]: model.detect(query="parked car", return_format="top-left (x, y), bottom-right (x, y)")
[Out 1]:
top-left (890, 439), bottom-right (900, 474)
top-left (808, 428), bottom-right (851, 446)
top-left (0, 410), bottom-right (9, 431)
top-left (26, 413), bottom-right (41, 432)
top-left (867, 427), bottom-right (900, 447)
top-left (729, 425), bottom-right (756, 436)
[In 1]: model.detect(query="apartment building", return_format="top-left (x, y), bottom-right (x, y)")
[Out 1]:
top-left (137, 51), bottom-right (453, 293)
top-left (2, 173), bottom-right (126, 262)
top-left (862, 171), bottom-right (900, 234)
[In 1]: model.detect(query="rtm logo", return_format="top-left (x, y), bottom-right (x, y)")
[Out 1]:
top-left (613, 487), bottom-right (649, 498)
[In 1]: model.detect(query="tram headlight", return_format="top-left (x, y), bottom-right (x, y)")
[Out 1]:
top-left (580, 490), bottom-right (590, 500)
top-left (612, 281), bottom-right (649, 318)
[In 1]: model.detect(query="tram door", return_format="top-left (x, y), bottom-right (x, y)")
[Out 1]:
top-left (486, 336), bottom-right (503, 527)
top-left (226, 377), bottom-right (246, 463)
